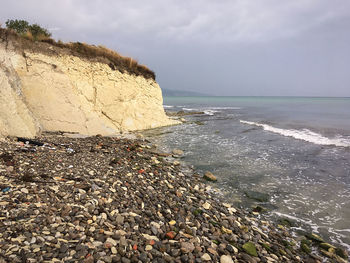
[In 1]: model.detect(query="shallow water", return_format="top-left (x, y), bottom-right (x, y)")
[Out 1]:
top-left (143, 96), bottom-right (350, 251)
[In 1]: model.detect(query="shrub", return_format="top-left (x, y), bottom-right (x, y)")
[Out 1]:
top-left (5, 19), bottom-right (29, 34)
top-left (29, 23), bottom-right (51, 40)
top-left (22, 30), bottom-right (33, 40)
top-left (5, 19), bottom-right (51, 41)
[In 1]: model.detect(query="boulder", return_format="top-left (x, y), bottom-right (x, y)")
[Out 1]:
top-left (172, 149), bottom-right (184, 156)
top-left (203, 171), bottom-right (217, 182)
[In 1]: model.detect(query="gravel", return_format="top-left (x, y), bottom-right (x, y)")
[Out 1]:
top-left (0, 134), bottom-right (348, 263)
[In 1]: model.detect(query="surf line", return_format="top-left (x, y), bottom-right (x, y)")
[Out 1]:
top-left (240, 120), bottom-right (350, 147)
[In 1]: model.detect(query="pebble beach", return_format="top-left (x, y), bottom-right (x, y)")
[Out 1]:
top-left (0, 134), bottom-right (348, 263)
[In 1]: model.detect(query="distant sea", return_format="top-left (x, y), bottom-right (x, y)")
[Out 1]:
top-left (143, 96), bottom-right (350, 251)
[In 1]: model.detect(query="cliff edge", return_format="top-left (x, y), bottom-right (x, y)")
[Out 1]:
top-left (0, 29), bottom-right (178, 138)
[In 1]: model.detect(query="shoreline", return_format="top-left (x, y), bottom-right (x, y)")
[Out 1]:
top-left (0, 134), bottom-right (348, 262)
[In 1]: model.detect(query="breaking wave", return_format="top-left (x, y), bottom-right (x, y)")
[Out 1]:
top-left (240, 120), bottom-right (350, 147)
top-left (182, 106), bottom-right (240, 116)
top-left (203, 110), bottom-right (219, 116)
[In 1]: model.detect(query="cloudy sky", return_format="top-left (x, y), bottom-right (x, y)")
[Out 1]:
top-left (1, 0), bottom-right (350, 96)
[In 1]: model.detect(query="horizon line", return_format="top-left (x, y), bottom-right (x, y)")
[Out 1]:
top-left (163, 95), bottom-right (350, 98)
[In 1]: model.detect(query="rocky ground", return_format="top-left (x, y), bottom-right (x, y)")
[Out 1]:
top-left (0, 134), bottom-right (348, 263)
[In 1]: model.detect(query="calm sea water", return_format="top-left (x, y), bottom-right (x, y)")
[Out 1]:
top-left (143, 96), bottom-right (350, 251)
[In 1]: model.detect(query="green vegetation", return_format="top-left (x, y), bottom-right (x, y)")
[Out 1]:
top-left (28, 23), bottom-right (51, 40)
top-left (5, 19), bottom-right (51, 40)
top-left (5, 19), bottom-right (29, 34)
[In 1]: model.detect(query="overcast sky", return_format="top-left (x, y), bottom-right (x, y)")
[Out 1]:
top-left (1, 0), bottom-right (350, 96)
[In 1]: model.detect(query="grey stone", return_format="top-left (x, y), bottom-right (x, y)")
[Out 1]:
top-left (116, 215), bottom-right (124, 225)
top-left (60, 244), bottom-right (69, 253)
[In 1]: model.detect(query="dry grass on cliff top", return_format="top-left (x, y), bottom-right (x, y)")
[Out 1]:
top-left (0, 27), bottom-right (155, 80)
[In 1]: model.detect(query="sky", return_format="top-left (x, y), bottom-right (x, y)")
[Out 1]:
top-left (1, 0), bottom-right (350, 96)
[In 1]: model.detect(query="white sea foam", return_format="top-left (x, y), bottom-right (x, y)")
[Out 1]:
top-left (203, 110), bottom-right (219, 116)
top-left (272, 212), bottom-right (314, 226)
top-left (273, 212), bottom-right (350, 252)
top-left (163, 105), bottom-right (174, 108)
top-left (240, 120), bottom-right (350, 147)
top-left (182, 107), bottom-right (226, 115)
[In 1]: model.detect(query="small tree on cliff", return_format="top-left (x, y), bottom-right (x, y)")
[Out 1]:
top-left (5, 19), bottom-right (51, 40)
top-left (5, 19), bottom-right (29, 34)
top-left (28, 23), bottom-right (51, 39)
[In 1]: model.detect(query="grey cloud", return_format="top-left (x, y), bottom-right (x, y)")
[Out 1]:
top-left (2, 0), bottom-right (349, 43)
top-left (1, 0), bottom-right (349, 96)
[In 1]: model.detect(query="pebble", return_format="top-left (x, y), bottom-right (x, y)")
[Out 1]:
top-left (60, 244), bottom-right (68, 253)
top-left (166, 231), bottom-right (176, 239)
top-left (180, 242), bottom-right (195, 253)
top-left (207, 247), bottom-right (218, 256)
top-left (241, 253), bottom-right (257, 263)
top-left (201, 253), bottom-right (211, 261)
top-left (145, 245), bottom-right (153, 251)
top-left (84, 256), bottom-right (94, 263)
top-left (116, 215), bottom-right (124, 225)
top-left (202, 202), bottom-right (211, 210)
top-left (105, 238), bottom-right (117, 247)
top-left (220, 255), bottom-right (234, 263)
top-left (139, 252), bottom-right (148, 262)
top-left (0, 135), bottom-right (339, 263)
top-left (119, 236), bottom-right (127, 247)
top-left (111, 247), bottom-right (117, 254)
top-left (21, 188), bottom-right (29, 193)
top-left (227, 244), bottom-right (238, 254)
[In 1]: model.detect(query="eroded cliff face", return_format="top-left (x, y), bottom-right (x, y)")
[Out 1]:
top-left (0, 38), bottom-right (177, 138)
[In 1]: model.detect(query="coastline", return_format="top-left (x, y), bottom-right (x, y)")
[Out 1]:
top-left (161, 97), bottom-right (350, 251)
top-left (0, 134), bottom-right (348, 262)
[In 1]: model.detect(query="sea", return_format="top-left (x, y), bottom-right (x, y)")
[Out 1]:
top-left (142, 96), bottom-right (350, 251)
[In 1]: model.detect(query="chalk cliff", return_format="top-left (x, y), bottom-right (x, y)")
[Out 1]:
top-left (0, 31), bottom-right (177, 138)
